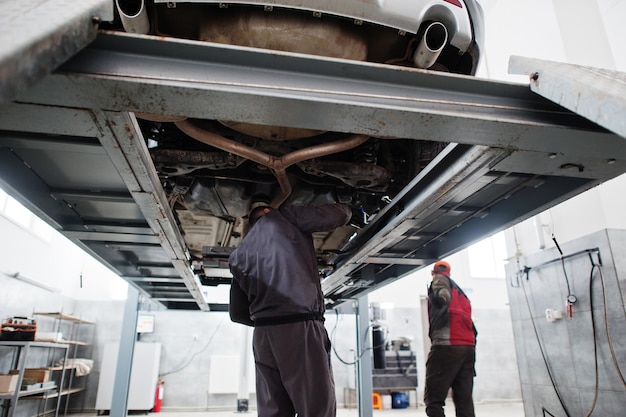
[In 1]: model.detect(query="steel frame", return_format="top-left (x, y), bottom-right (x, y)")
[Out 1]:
top-left (1, 29), bottom-right (625, 309)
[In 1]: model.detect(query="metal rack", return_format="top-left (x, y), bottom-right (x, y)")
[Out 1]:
top-left (372, 350), bottom-right (418, 408)
top-left (31, 313), bottom-right (95, 416)
top-left (0, 341), bottom-right (69, 417)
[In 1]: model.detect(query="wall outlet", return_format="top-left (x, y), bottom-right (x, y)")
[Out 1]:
top-left (545, 309), bottom-right (564, 322)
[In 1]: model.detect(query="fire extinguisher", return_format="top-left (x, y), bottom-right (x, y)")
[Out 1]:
top-left (154, 378), bottom-right (164, 412)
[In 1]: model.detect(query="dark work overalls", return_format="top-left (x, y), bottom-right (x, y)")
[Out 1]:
top-left (229, 204), bottom-right (351, 417)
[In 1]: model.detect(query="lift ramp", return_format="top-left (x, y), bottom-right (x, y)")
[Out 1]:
top-left (1, 28), bottom-right (625, 310)
top-left (509, 55), bottom-right (626, 140)
top-left (0, 0), bottom-right (113, 103)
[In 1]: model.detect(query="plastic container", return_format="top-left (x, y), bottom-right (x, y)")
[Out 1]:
top-left (382, 394), bottom-right (392, 409)
top-left (392, 392), bottom-right (410, 409)
top-left (372, 392), bottom-right (382, 410)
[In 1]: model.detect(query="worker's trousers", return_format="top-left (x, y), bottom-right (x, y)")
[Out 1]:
top-left (253, 319), bottom-right (336, 417)
top-left (424, 345), bottom-right (476, 417)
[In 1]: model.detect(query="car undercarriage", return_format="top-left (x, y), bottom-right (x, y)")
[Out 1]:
top-left (109, 0), bottom-right (484, 298)
top-left (2, 1), bottom-right (624, 311)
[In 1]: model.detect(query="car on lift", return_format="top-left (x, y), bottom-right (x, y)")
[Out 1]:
top-left (109, 0), bottom-right (485, 306)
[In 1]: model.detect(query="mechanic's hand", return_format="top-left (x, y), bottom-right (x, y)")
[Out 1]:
top-left (350, 207), bottom-right (368, 228)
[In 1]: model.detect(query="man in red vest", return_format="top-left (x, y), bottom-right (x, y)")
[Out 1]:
top-left (424, 260), bottom-right (477, 417)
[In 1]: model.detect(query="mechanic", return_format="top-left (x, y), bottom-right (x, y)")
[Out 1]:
top-left (228, 201), bottom-right (352, 417)
top-left (424, 260), bottom-right (478, 417)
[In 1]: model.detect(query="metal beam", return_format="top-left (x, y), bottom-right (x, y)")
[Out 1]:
top-left (2, 30), bottom-right (626, 311)
top-left (111, 285), bottom-right (138, 417)
top-left (63, 231), bottom-right (161, 244)
top-left (16, 32), bottom-right (626, 163)
top-left (356, 294), bottom-right (374, 417)
top-left (125, 277), bottom-right (185, 283)
top-left (323, 145), bottom-right (500, 293)
top-left (49, 190), bottom-right (134, 203)
top-left (90, 110), bottom-right (209, 311)
top-left (0, 104), bottom-right (99, 137)
top-left (364, 257), bottom-right (428, 265)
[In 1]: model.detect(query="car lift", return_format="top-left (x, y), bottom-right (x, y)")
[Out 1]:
top-left (1, 2), bottom-right (625, 416)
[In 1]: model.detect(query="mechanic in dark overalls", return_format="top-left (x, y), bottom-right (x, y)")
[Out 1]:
top-left (228, 202), bottom-right (352, 417)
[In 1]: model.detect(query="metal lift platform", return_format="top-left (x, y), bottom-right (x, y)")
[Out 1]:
top-left (1, 1), bottom-right (625, 311)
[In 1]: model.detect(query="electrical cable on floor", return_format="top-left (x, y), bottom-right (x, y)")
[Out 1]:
top-left (521, 268), bottom-right (572, 417)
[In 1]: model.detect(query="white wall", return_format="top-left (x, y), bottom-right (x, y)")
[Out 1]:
top-left (478, 0), bottom-right (625, 82)
top-left (506, 175), bottom-right (626, 256)
top-left (0, 189), bottom-right (127, 303)
top-left (485, 0), bottom-right (626, 258)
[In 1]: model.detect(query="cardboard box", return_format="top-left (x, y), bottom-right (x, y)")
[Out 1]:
top-left (0, 374), bottom-right (19, 394)
top-left (23, 368), bottom-right (51, 383)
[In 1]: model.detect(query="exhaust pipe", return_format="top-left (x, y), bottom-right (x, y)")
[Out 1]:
top-left (116, 0), bottom-right (150, 34)
top-left (413, 22), bottom-right (448, 69)
top-left (174, 119), bottom-right (369, 207)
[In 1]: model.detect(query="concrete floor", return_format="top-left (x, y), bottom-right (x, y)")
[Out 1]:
top-left (85, 401), bottom-right (525, 417)
top-left (197, 402), bottom-right (525, 416)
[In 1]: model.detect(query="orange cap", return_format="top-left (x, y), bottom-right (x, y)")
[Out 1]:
top-left (433, 260), bottom-right (451, 273)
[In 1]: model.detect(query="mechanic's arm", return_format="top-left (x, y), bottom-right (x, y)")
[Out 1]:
top-left (429, 275), bottom-right (452, 307)
top-left (282, 203), bottom-right (352, 232)
top-left (229, 279), bottom-right (254, 327)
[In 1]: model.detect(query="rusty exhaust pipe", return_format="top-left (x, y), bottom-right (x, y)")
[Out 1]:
top-left (175, 119), bottom-right (369, 207)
